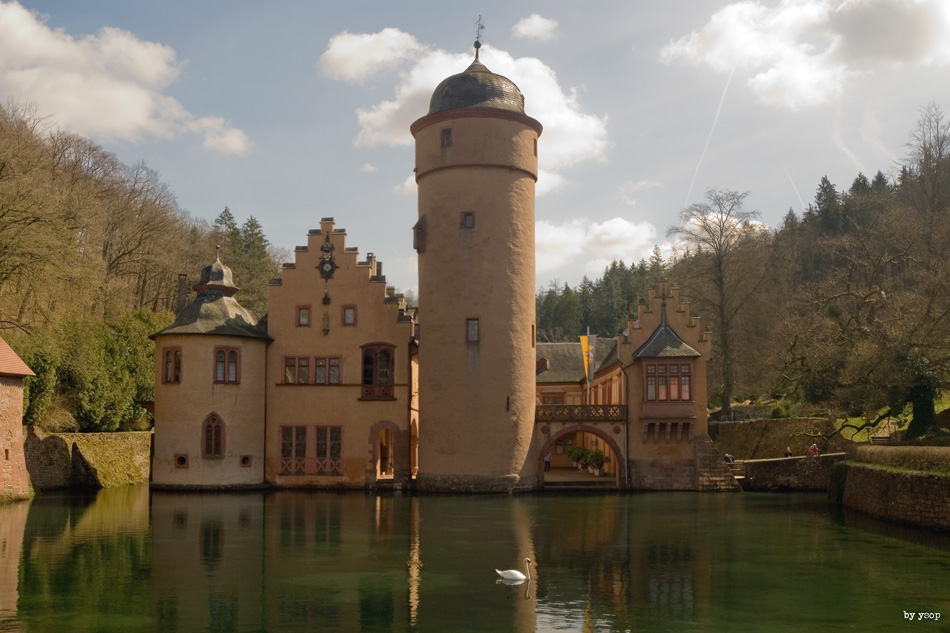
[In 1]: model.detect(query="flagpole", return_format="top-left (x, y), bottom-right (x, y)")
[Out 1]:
top-left (586, 326), bottom-right (591, 406)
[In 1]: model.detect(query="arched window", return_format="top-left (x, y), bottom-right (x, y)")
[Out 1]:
top-left (360, 343), bottom-right (395, 400)
top-left (203, 414), bottom-right (225, 458)
top-left (163, 348), bottom-right (181, 383)
top-left (214, 347), bottom-right (240, 383)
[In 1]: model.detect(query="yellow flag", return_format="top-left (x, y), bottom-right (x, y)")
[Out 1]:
top-left (580, 335), bottom-right (597, 382)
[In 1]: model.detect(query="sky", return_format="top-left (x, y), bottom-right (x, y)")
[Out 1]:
top-left (2, 0), bottom-right (949, 294)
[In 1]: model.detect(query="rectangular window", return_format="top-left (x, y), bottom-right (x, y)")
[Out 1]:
top-left (315, 426), bottom-right (343, 475)
top-left (441, 128), bottom-right (452, 148)
top-left (342, 306), bottom-right (357, 326)
top-left (669, 376), bottom-right (680, 401)
top-left (461, 212), bottom-right (475, 229)
top-left (279, 426), bottom-right (307, 475)
top-left (647, 376), bottom-right (656, 401)
top-left (284, 357), bottom-right (310, 384)
top-left (681, 375), bottom-right (691, 401)
top-left (658, 376), bottom-right (668, 401)
top-left (297, 306), bottom-right (311, 327)
top-left (214, 347), bottom-right (241, 383)
top-left (313, 357), bottom-right (342, 384)
top-left (466, 318), bottom-right (479, 343)
top-left (542, 395), bottom-right (564, 405)
top-left (163, 348), bottom-right (181, 383)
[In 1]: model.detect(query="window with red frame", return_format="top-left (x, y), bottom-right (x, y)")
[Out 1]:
top-left (645, 362), bottom-right (691, 401)
top-left (203, 414), bottom-right (224, 458)
top-left (163, 348), bottom-right (181, 383)
top-left (214, 348), bottom-right (240, 383)
top-left (296, 306), bottom-right (311, 327)
top-left (284, 357), bottom-right (310, 384)
top-left (314, 357), bottom-right (341, 384)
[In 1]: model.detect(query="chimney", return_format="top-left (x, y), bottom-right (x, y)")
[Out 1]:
top-left (176, 274), bottom-right (188, 312)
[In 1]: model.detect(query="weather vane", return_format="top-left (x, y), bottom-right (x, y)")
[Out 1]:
top-left (475, 15), bottom-right (485, 42)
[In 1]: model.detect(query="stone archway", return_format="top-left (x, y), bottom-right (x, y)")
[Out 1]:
top-left (366, 420), bottom-right (405, 484)
top-left (537, 424), bottom-right (626, 488)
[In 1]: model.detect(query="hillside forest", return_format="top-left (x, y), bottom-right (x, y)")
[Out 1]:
top-left (2, 101), bottom-right (950, 439)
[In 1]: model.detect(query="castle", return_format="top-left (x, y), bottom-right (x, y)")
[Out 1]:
top-left (150, 44), bottom-right (738, 493)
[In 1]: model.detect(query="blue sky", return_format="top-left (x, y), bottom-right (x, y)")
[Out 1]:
top-left (3, 0), bottom-right (949, 294)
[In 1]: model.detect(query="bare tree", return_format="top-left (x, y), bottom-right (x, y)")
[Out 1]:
top-left (668, 189), bottom-right (770, 418)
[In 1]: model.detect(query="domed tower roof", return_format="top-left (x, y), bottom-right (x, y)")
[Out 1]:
top-left (428, 43), bottom-right (525, 114)
top-left (411, 41), bottom-right (542, 138)
top-left (151, 253), bottom-right (268, 341)
top-left (194, 253), bottom-right (238, 296)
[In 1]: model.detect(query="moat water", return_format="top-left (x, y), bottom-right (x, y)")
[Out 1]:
top-left (1, 486), bottom-right (949, 633)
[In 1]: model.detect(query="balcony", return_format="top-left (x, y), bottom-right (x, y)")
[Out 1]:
top-left (535, 404), bottom-right (627, 422)
top-left (361, 384), bottom-right (395, 400)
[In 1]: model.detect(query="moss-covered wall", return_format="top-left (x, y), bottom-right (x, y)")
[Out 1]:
top-left (25, 430), bottom-right (151, 490)
top-left (711, 418), bottom-right (852, 460)
top-left (832, 446), bottom-right (950, 531)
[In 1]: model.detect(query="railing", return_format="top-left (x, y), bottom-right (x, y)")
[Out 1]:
top-left (535, 404), bottom-right (626, 422)
top-left (361, 384), bottom-right (395, 399)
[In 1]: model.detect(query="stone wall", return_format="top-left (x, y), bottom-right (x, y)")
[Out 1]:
top-left (1, 378), bottom-right (31, 503)
top-left (741, 453), bottom-right (847, 491)
top-left (25, 430), bottom-right (152, 490)
top-left (711, 417), bottom-right (852, 461)
top-left (834, 446), bottom-right (950, 531)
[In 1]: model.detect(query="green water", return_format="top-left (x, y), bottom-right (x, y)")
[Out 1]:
top-left (1, 487), bottom-right (949, 632)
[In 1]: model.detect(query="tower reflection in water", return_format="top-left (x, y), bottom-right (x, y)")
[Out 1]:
top-left (10, 490), bottom-right (932, 632)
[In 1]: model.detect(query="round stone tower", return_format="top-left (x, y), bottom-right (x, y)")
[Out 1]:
top-left (411, 42), bottom-right (542, 492)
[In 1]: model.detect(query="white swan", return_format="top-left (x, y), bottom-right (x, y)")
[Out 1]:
top-left (496, 558), bottom-right (532, 581)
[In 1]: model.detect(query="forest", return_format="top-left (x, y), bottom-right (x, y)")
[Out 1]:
top-left (3, 100), bottom-right (949, 439)
top-left (0, 103), bottom-right (284, 432)
top-left (537, 104), bottom-right (950, 439)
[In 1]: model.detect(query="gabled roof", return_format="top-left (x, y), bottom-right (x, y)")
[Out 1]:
top-left (633, 304), bottom-right (700, 359)
top-left (537, 338), bottom-right (618, 383)
top-left (0, 336), bottom-right (34, 377)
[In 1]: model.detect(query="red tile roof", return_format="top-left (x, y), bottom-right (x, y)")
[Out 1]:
top-left (0, 336), bottom-right (34, 377)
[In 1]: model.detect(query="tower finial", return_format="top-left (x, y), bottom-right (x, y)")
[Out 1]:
top-left (474, 15), bottom-right (484, 59)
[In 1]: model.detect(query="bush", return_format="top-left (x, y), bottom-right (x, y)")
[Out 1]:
top-left (587, 449), bottom-right (608, 469)
top-left (567, 447), bottom-right (587, 463)
top-left (769, 404), bottom-right (788, 419)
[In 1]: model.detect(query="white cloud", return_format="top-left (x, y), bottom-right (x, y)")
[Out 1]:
top-left (621, 179), bottom-right (663, 206)
top-left (317, 28), bottom-right (425, 84)
top-left (661, 0), bottom-right (950, 109)
top-left (324, 31), bottom-right (609, 183)
top-left (513, 14), bottom-right (559, 41)
top-left (393, 174), bottom-right (416, 195)
top-left (536, 217), bottom-right (657, 277)
top-left (537, 169), bottom-right (564, 197)
top-left (360, 163), bottom-right (378, 173)
top-left (194, 116), bottom-right (251, 156)
top-left (0, 1), bottom-right (248, 154)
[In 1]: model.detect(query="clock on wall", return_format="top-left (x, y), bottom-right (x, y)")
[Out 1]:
top-left (318, 233), bottom-right (336, 280)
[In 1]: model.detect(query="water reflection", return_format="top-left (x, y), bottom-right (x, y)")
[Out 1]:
top-left (2, 489), bottom-right (949, 632)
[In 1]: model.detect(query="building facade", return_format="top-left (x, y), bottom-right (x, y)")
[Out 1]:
top-left (150, 47), bottom-right (736, 492)
top-left (0, 336), bottom-right (33, 502)
top-left (535, 281), bottom-right (739, 491)
top-left (411, 43), bottom-right (542, 492)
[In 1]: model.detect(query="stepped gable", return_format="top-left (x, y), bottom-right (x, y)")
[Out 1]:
top-left (152, 255), bottom-right (269, 340)
top-left (633, 301), bottom-right (700, 359)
